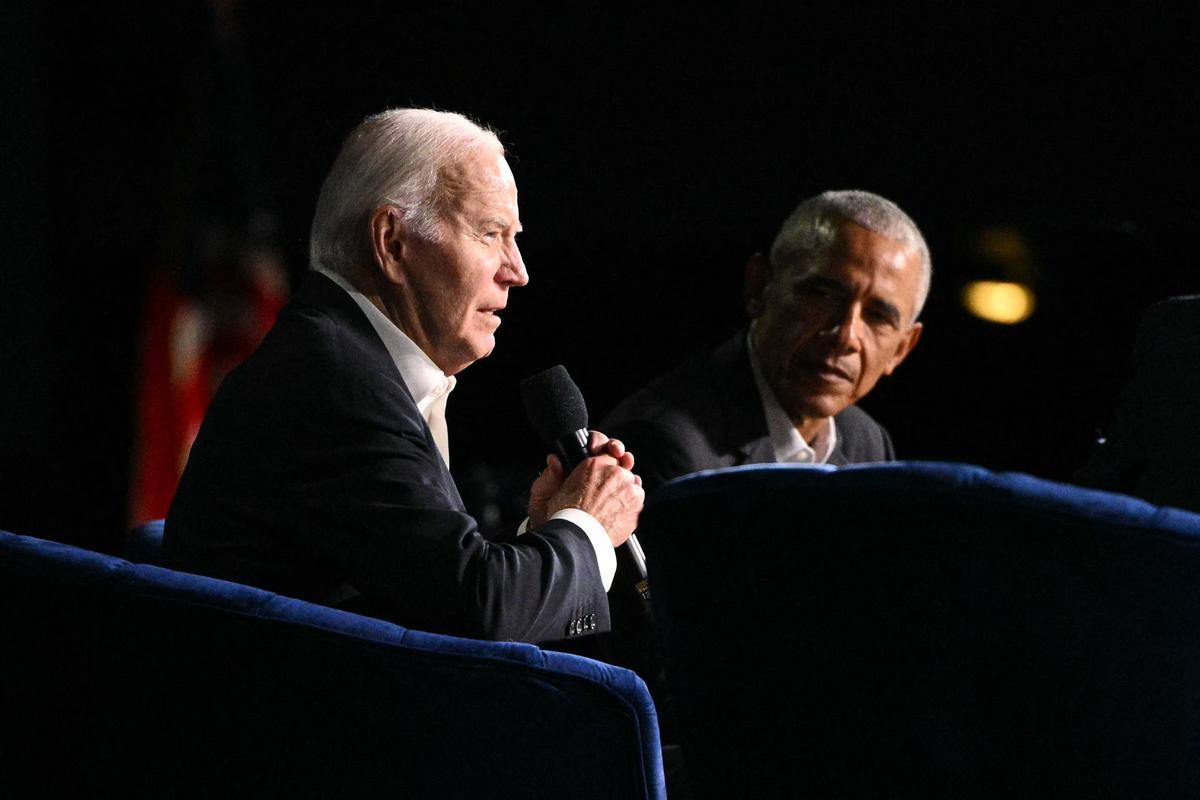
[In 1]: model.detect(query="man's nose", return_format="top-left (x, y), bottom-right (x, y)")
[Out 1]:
top-left (500, 241), bottom-right (529, 287)
top-left (818, 304), bottom-right (862, 350)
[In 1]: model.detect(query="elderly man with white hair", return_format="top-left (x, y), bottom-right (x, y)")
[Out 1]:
top-left (164, 108), bottom-right (644, 645)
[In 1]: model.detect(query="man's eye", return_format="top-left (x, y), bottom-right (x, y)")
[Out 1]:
top-left (796, 284), bottom-right (834, 299)
top-left (481, 231), bottom-right (499, 241)
top-left (866, 309), bottom-right (898, 328)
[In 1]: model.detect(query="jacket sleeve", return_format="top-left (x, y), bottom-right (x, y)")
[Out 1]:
top-left (287, 375), bottom-right (611, 644)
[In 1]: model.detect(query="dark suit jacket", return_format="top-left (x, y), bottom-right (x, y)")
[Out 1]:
top-left (1075, 294), bottom-right (1200, 512)
top-left (601, 331), bottom-right (896, 494)
top-left (164, 272), bottom-right (608, 644)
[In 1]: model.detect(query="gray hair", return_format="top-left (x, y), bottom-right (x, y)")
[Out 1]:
top-left (769, 189), bottom-right (932, 321)
top-left (309, 108), bottom-right (501, 277)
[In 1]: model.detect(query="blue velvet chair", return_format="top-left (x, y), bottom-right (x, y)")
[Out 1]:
top-left (639, 461), bottom-right (1200, 798)
top-left (1, 528), bottom-right (666, 798)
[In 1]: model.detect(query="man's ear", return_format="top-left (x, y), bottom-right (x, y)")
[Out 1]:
top-left (369, 206), bottom-right (410, 286)
top-left (744, 252), bottom-right (771, 318)
top-left (884, 321), bottom-right (923, 376)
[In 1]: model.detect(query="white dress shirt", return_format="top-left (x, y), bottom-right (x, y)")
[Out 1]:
top-left (316, 268), bottom-right (616, 590)
top-left (747, 330), bottom-right (838, 464)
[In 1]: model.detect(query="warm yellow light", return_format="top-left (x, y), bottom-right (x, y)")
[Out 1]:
top-left (961, 281), bottom-right (1036, 324)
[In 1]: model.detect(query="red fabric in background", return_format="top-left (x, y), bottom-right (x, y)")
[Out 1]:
top-left (129, 256), bottom-right (286, 526)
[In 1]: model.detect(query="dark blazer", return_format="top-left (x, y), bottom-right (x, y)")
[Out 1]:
top-left (601, 331), bottom-right (896, 494)
top-left (1074, 294), bottom-right (1200, 512)
top-left (164, 272), bottom-right (608, 644)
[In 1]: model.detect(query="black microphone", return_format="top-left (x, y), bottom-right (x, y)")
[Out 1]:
top-left (520, 365), bottom-right (592, 471)
top-left (520, 365), bottom-right (649, 589)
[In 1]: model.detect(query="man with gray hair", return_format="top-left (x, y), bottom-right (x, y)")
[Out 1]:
top-left (164, 108), bottom-right (644, 645)
top-left (603, 189), bottom-right (929, 487)
top-left (595, 190), bottom-right (930, 704)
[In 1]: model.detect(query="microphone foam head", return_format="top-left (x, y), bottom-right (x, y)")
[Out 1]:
top-left (520, 365), bottom-right (589, 443)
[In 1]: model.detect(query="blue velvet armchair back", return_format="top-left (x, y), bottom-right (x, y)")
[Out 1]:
top-left (1, 528), bottom-right (665, 798)
top-left (639, 461), bottom-right (1200, 798)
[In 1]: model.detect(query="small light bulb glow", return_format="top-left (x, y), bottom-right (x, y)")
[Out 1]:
top-left (962, 281), bottom-right (1035, 324)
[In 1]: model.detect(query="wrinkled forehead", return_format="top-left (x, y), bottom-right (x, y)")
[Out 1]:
top-left (786, 222), bottom-right (924, 313)
top-left (791, 222), bottom-right (918, 276)
top-left (440, 143), bottom-right (516, 198)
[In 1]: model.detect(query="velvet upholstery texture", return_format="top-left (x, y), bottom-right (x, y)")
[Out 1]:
top-left (0, 529), bottom-right (665, 799)
top-left (639, 461), bottom-right (1200, 798)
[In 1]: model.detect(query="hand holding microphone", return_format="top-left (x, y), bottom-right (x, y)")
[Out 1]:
top-left (529, 431), bottom-right (642, 541)
top-left (521, 366), bottom-right (648, 580)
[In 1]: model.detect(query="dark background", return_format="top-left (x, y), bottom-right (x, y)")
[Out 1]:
top-left (3, 3), bottom-right (1198, 550)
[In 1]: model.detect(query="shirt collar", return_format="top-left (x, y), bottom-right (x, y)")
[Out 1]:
top-left (316, 268), bottom-right (455, 412)
top-left (746, 327), bottom-right (837, 465)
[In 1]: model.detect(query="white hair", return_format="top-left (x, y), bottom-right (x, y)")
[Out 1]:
top-left (308, 108), bottom-right (501, 278)
top-left (769, 189), bottom-right (932, 320)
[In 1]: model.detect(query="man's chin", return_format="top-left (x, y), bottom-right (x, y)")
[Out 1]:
top-left (439, 339), bottom-right (495, 375)
top-left (468, 336), bottom-right (497, 364)
top-left (781, 389), bottom-right (851, 423)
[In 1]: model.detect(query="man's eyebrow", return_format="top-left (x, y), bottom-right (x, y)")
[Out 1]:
top-left (797, 276), bottom-right (904, 323)
top-left (869, 297), bottom-right (902, 323)
top-left (480, 216), bottom-right (520, 231)
top-left (796, 275), bottom-right (848, 293)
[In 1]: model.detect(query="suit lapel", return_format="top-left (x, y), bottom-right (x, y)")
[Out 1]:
top-left (293, 272), bottom-right (466, 510)
top-left (826, 437), bottom-right (850, 467)
top-left (710, 331), bottom-right (777, 466)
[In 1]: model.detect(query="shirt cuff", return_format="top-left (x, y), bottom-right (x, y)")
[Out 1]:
top-left (516, 511), bottom-right (616, 591)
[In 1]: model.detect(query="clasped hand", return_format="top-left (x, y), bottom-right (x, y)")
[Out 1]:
top-left (527, 431), bottom-right (645, 547)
